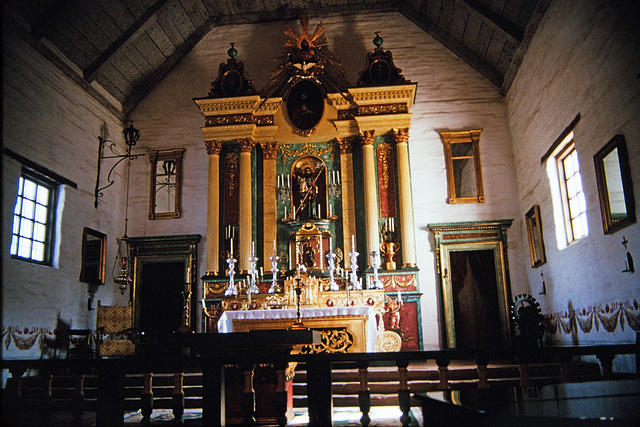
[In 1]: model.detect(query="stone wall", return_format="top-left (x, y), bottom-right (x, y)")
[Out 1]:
top-left (506, 0), bottom-right (640, 350)
top-left (2, 29), bottom-right (128, 358)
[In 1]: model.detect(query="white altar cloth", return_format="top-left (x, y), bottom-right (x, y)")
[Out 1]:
top-left (217, 306), bottom-right (378, 352)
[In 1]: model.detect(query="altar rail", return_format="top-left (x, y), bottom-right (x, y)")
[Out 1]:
top-left (2, 344), bottom-right (638, 426)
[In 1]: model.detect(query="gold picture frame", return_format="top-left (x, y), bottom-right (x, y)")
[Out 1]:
top-left (525, 205), bottom-right (546, 268)
top-left (79, 227), bottom-right (106, 285)
top-left (594, 134), bottom-right (636, 234)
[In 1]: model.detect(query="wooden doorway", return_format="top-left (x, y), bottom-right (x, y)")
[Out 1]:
top-left (128, 235), bottom-right (201, 338)
top-left (448, 249), bottom-right (503, 349)
top-left (429, 221), bottom-right (513, 349)
top-left (138, 261), bottom-right (185, 341)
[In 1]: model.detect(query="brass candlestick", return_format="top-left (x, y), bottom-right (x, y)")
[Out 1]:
top-left (290, 276), bottom-right (307, 330)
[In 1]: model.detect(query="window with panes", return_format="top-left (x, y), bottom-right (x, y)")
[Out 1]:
top-left (10, 170), bottom-right (57, 264)
top-left (557, 142), bottom-right (588, 242)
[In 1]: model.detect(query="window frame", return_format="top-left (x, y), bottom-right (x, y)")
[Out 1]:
top-left (10, 169), bottom-right (58, 265)
top-left (555, 136), bottom-right (588, 244)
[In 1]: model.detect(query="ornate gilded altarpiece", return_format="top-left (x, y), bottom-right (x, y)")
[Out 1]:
top-left (195, 16), bottom-right (421, 352)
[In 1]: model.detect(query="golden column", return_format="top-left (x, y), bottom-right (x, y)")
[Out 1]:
top-left (337, 137), bottom-right (356, 263)
top-left (261, 142), bottom-right (278, 267)
top-left (360, 130), bottom-right (381, 266)
top-left (205, 140), bottom-right (222, 275)
top-left (239, 138), bottom-right (255, 273)
top-left (394, 128), bottom-right (416, 267)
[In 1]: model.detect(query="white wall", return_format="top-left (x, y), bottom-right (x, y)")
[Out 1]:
top-left (2, 28), bottom-right (128, 358)
top-left (130, 12), bottom-right (525, 349)
top-left (506, 0), bottom-right (640, 350)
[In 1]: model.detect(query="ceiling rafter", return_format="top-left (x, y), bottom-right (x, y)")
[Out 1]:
top-left (462, 0), bottom-right (524, 44)
top-left (399, 2), bottom-right (504, 87)
top-left (122, 15), bottom-right (218, 115)
top-left (83, 0), bottom-right (173, 82)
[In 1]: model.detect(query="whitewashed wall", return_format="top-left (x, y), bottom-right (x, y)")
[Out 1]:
top-left (506, 0), bottom-right (640, 352)
top-left (2, 29), bottom-right (129, 359)
top-left (130, 12), bottom-right (525, 349)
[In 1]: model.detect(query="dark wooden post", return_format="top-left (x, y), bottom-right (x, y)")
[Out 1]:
top-left (7, 366), bottom-right (26, 415)
top-left (397, 359), bottom-right (411, 427)
top-left (141, 372), bottom-right (153, 425)
top-left (201, 362), bottom-right (225, 427)
top-left (436, 357), bottom-right (450, 390)
top-left (559, 354), bottom-right (572, 383)
top-left (274, 360), bottom-right (288, 427)
top-left (96, 358), bottom-right (126, 426)
top-left (596, 352), bottom-right (615, 380)
top-left (476, 356), bottom-right (489, 389)
top-left (358, 360), bottom-right (371, 427)
top-left (242, 363), bottom-right (256, 426)
top-left (71, 374), bottom-right (86, 426)
top-left (306, 358), bottom-right (332, 426)
top-left (172, 372), bottom-right (185, 424)
top-left (518, 363), bottom-right (531, 387)
top-left (39, 371), bottom-right (53, 426)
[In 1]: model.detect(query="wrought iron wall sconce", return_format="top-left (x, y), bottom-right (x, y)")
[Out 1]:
top-left (94, 123), bottom-right (145, 208)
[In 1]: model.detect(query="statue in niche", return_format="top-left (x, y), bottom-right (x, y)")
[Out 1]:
top-left (292, 156), bottom-right (326, 220)
top-left (302, 243), bottom-right (316, 268)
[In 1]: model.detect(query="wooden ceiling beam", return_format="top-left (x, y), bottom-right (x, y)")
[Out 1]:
top-left (399, 3), bottom-right (504, 88)
top-left (83, 0), bottom-right (173, 82)
top-left (122, 16), bottom-right (218, 115)
top-left (462, 0), bottom-right (524, 44)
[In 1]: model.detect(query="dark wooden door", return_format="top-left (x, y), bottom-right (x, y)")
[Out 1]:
top-left (449, 250), bottom-right (503, 349)
top-left (138, 261), bottom-right (184, 341)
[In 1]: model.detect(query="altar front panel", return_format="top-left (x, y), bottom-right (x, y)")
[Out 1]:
top-left (217, 307), bottom-right (377, 353)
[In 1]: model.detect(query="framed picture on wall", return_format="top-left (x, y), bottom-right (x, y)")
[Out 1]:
top-left (525, 205), bottom-right (546, 268)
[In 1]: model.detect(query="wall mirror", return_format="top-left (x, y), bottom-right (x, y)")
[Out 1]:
top-left (594, 135), bottom-right (636, 234)
top-left (440, 130), bottom-right (485, 203)
top-left (80, 227), bottom-right (106, 285)
top-left (148, 148), bottom-right (185, 219)
top-left (525, 205), bottom-right (546, 268)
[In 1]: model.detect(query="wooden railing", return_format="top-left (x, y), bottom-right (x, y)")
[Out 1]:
top-left (2, 342), bottom-right (638, 426)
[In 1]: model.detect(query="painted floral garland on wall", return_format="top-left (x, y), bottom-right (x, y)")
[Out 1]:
top-left (544, 299), bottom-right (640, 335)
top-left (2, 326), bottom-right (57, 352)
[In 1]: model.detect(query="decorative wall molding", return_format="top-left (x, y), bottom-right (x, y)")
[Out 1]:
top-left (2, 326), bottom-right (56, 352)
top-left (544, 299), bottom-right (640, 335)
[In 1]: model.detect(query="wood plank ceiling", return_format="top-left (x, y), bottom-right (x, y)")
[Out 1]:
top-left (5, 0), bottom-right (549, 118)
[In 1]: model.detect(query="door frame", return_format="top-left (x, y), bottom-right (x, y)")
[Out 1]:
top-left (428, 220), bottom-right (513, 349)
top-left (128, 234), bottom-right (201, 332)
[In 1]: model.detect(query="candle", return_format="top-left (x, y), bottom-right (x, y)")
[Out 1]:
top-left (297, 265), bottom-right (301, 280)
top-left (337, 171), bottom-right (341, 184)
top-left (284, 206), bottom-right (287, 218)
top-left (230, 238), bottom-right (234, 255)
top-left (273, 239), bottom-right (277, 255)
top-left (317, 203), bottom-right (321, 217)
top-left (185, 266), bottom-right (191, 283)
top-left (260, 267), bottom-right (263, 278)
top-left (397, 290), bottom-right (401, 300)
top-left (329, 204), bottom-right (333, 217)
top-left (252, 241), bottom-right (255, 256)
top-left (352, 235), bottom-right (355, 250)
top-left (329, 237), bottom-right (333, 252)
top-left (287, 175), bottom-right (290, 187)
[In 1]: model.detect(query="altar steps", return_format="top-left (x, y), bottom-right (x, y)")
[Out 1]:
top-left (291, 360), bottom-right (604, 407)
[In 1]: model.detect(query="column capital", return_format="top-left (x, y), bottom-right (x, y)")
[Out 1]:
top-left (205, 140), bottom-right (222, 155)
top-left (336, 137), bottom-right (355, 154)
top-left (393, 128), bottom-right (409, 144)
top-left (360, 130), bottom-right (376, 146)
top-left (261, 142), bottom-right (278, 159)
top-left (239, 138), bottom-right (255, 153)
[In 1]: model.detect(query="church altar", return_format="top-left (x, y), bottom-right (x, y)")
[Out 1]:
top-left (218, 306), bottom-right (377, 353)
